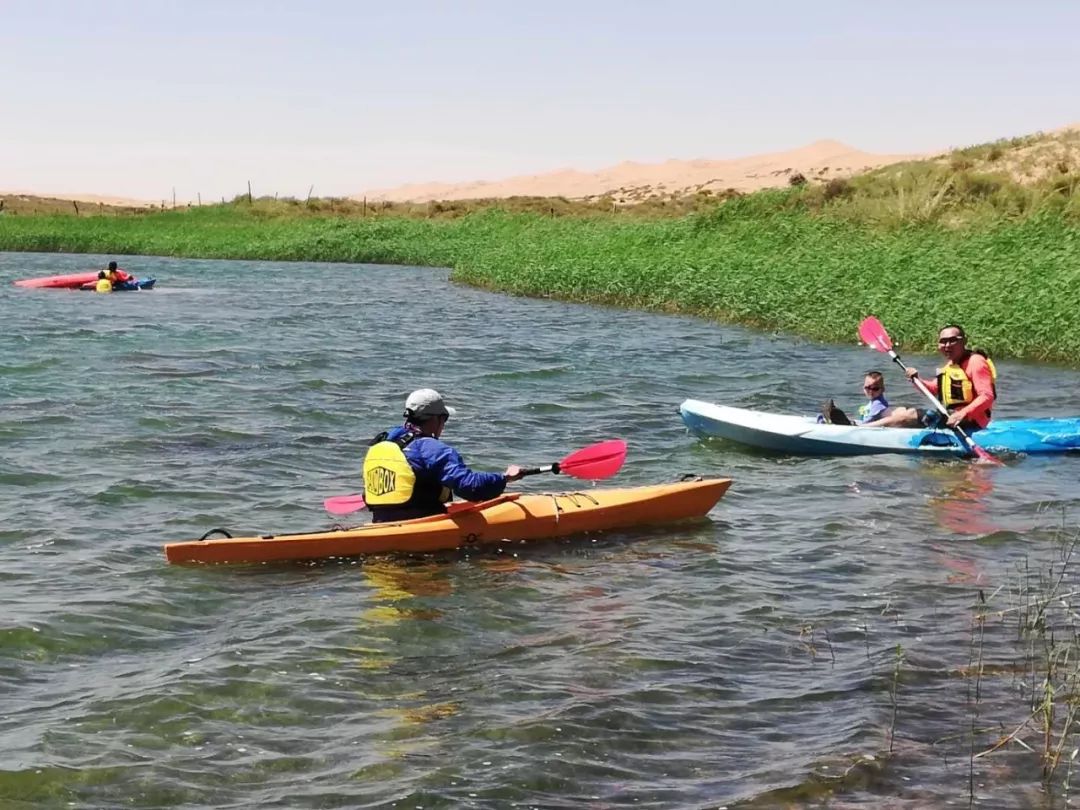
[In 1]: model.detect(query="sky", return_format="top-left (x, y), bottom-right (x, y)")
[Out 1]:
top-left (2, 0), bottom-right (1078, 202)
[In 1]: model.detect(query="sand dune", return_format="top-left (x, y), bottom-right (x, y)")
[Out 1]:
top-left (7, 125), bottom-right (1074, 208)
top-left (0, 189), bottom-right (153, 208)
top-left (358, 140), bottom-right (922, 204)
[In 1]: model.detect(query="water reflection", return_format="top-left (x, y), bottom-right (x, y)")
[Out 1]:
top-left (350, 560), bottom-right (451, 671)
top-left (925, 462), bottom-right (1000, 536)
top-left (360, 560), bottom-right (451, 621)
top-left (351, 561), bottom-right (463, 767)
top-left (923, 463), bottom-right (1000, 585)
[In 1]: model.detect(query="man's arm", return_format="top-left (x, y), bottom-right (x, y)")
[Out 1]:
top-left (427, 443), bottom-right (507, 502)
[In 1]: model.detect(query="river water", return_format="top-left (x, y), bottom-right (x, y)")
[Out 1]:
top-left (2, 251), bottom-right (1079, 809)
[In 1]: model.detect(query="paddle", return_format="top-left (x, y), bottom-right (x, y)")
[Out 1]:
top-left (858, 316), bottom-right (1002, 464)
top-left (519, 438), bottom-right (627, 480)
top-left (322, 438), bottom-right (629, 515)
top-left (324, 493), bottom-right (367, 515)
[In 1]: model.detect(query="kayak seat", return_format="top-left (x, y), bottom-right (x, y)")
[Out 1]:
top-left (821, 399), bottom-right (852, 426)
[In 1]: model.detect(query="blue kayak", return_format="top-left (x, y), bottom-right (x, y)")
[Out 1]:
top-left (78, 277), bottom-right (156, 291)
top-left (679, 400), bottom-right (1080, 457)
top-left (116, 278), bottom-right (155, 291)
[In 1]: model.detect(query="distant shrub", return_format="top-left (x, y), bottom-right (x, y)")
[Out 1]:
top-left (953, 171), bottom-right (1004, 200)
top-left (823, 177), bottom-right (853, 201)
top-left (788, 172), bottom-right (808, 187)
top-left (1049, 173), bottom-right (1080, 196)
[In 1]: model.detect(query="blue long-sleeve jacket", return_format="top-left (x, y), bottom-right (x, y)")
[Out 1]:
top-left (369, 426), bottom-right (507, 521)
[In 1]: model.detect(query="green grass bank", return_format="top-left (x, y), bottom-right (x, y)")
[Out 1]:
top-left (3, 150), bottom-right (1079, 364)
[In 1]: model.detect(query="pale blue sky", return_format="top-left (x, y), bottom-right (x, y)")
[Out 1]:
top-left (2, 0), bottom-right (1077, 201)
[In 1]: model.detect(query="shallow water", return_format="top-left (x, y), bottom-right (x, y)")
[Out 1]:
top-left (2, 251), bottom-right (1079, 809)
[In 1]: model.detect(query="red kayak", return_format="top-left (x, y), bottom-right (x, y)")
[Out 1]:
top-left (14, 272), bottom-right (101, 289)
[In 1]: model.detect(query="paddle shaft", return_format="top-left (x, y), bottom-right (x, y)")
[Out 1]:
top-left (520, 463), bottom-right (559, 477)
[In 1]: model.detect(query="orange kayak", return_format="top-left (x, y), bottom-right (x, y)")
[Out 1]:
top-left (164, 478), bottom-right (732, 564)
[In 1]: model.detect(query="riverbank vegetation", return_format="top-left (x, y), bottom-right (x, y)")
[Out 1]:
top-left (2, 128), bottom-right (1078, 363)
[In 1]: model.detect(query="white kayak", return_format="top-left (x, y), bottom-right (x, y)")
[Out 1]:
top-left (679, 399), bottom-right (1080, 457)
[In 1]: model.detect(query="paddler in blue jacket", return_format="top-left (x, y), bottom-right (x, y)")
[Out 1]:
top-left (363, 388), bottom-right (523, 523)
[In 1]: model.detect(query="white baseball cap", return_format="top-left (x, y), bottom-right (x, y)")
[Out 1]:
top-left (403, 388), bottom-right (457, 420)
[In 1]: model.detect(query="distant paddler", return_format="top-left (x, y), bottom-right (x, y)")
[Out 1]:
top-left (104, 260), bottom-right (134, 288)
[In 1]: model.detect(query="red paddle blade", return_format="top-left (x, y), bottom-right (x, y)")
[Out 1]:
top-left (969, 443), bottom-right (1004, 466)
top-left (858, 316), bottom-right (893, 353)
top-left (323, 494), bottom-right (366, 515)
top-left (558, 439), bottom-right (627, 480)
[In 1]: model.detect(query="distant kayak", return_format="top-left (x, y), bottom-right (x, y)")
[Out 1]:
top-left (14, 271), bottom-right (100, 289)
top-left (14, 272), bottom-right (155, 291)
top-left (165, 478), bottom-right (733, 564)
top-left (679, 399), bottom-right (1080, 456)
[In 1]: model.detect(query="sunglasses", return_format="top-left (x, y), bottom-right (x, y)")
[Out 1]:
top-left (938, 336), bottom-right (963, 345)
top-left (864, 384), bottom-right (882, 392)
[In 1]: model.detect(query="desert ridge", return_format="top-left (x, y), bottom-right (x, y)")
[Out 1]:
top-left (357, 139), bottom-right (922, 204)
top-left (6, 123), bottom-right (1077, 208)
top-left (0, 189), bottom-right (154, 208)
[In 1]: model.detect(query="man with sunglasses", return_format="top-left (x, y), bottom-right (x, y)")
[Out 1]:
top-left (362, 388), bottom-right (524, 523)
top-left (871, 325), bottom-right (997, 432)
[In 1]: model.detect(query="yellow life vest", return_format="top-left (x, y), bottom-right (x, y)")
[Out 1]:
top-left (95, 278), bottom-right (113, 293)
top-left (936, 351), bottom-right (997, 409)
top-left (362, 433), bottom-right (418, 506)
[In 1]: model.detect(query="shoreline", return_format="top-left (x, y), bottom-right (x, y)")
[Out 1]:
top-left (2, 194), bottom-right (1076, 366)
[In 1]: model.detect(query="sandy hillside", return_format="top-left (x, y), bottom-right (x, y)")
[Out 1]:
top-left (358, 140), bottom-right (922, 204)
top-left (0, 189), bottom-right (153, 208)
top-left (6, 124), bottom-right (1073, 209)
top-left (935, 122), bottom-right (1080, 182)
